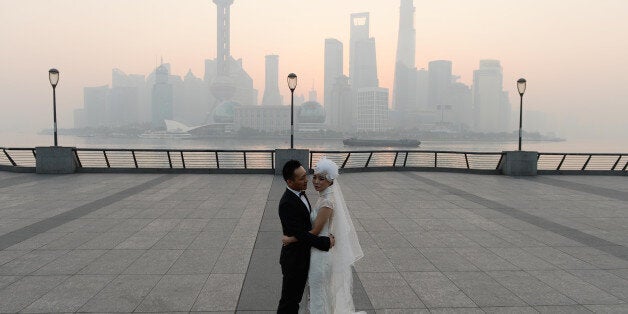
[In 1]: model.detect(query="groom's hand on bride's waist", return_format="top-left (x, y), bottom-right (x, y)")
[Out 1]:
top-left (329, 234), bottom-right (335, 248)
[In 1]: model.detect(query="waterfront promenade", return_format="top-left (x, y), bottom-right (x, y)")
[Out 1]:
top-left (0, 171), bottom-right (627, 313)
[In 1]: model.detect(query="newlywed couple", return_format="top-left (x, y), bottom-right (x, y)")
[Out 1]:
top-left (277, 157), bottom-right (365, 314)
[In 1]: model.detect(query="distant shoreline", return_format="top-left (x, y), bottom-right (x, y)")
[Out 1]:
top-left (38, 128), bottom-right (566, 143)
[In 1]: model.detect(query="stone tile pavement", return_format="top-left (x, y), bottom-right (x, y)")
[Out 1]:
top-left (0, 171), bottom-right (626, 313)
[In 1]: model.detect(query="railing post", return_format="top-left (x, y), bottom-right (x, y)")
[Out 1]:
top-left (365, 152), bottom-right (373, 168)
top-left (271, 151), bottom-right (274, 170)
top-left (496, 153), bottom-right (504, 170)
top-left (341, 153), bottom-right (350, 169)
top-left (464, 153), bottom-right (469, 169)
top-left (215, 151), bottom-right (220, 169)
top-left (557, 154), bottom-right (566, 170)
top-left (582, 155), bottom-right (592, 171)
top-left (32, 149), bottom-right (37, 158)
top-left (243, 151), bottom-right (247, 169)
top-left (167, 151), bottom-right (173, 169)
top-left (103, 150), bottom-right (110, 168)
top-left (623, 160), bottom-right (628, 171)
top-left (132, 151), bottom-right (138, 168)
top-left (309, 153), bottom-right (313, 170)
top-left (611, 155), bottom-right (622, 171)
top-left (403, 152), bottom-right (408, 167)
top-left (434, 152), bottom-right (438, 168)
top-left (74, 149), bottom-right (82, 168)
top-left (3, 149), bottom-right (17, 166)
top-left (393, 152), bottom-right (399, 167)
top-left (180, 151), bottom-right (186, 169)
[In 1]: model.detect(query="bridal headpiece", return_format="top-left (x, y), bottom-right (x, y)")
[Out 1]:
top-left (314, 157), bottom-right (339, 182)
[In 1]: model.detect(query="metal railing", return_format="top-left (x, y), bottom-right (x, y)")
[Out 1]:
top-left (74, 148), bottom-right (274, 172)
top-left (2, 147), bottom-right (626, 175)
top-left (311, 150), bottom-right (504, 173)
top-left (0, 147), bottom-right (275, 173)
top-left (1, 147), bottom-right (36, 167)
top-left (537, 153), bottom-right (628, 173)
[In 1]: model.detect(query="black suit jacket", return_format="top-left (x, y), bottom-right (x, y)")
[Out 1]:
top-left (278, 188), bottom-right (331, 271)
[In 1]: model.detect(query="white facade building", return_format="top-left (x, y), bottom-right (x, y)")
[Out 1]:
top-left (356, 87), bottom-right (389, 133)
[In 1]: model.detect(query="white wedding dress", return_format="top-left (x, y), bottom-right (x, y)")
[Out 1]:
top-left (308, 186), bottom-right (334, 314)
top-left (308, 182), bottom-right (365, 314)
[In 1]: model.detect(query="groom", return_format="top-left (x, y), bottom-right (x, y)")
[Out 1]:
top-left (277, 159), bottom-right (334, 313)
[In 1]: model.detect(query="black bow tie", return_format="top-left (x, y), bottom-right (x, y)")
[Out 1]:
top-left (299, 191), bottom-right (311, 212)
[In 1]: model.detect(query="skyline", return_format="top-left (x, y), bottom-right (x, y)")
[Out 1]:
top-left (1, 0), bottom-right (628, 140)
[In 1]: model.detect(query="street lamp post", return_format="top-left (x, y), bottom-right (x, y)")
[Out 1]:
top-left (517, 78), bottom-right (527, 151)
top-left (287, 73), bottom-right (298, 149)
top-left (49, 69), bottom-right (60, 147)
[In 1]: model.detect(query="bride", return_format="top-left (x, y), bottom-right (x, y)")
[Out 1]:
top-left (282, 157), bottom-right (365, 314)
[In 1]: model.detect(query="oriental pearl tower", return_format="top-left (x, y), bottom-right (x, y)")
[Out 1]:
top-left (210, 0), bottom-right (236, 102)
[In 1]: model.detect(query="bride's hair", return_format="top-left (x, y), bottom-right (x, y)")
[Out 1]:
top-left (314, 157), bottom-right (339, 182)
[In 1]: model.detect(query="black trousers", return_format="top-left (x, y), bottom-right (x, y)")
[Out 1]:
top-left (277, 269), bottom-right (308, 313)
top-left (277, 247), bottom-right (310, 313)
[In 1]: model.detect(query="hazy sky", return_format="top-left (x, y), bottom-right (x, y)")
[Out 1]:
top-left (1, 0), bottom-right (627, 141)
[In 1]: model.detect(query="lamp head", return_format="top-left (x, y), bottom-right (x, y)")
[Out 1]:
top-left (49, 68), bottom-right (60, 87)
top-left (517, 78), bottom-right (526, 95)
top-left (287, 73), bottom-right (297, 91)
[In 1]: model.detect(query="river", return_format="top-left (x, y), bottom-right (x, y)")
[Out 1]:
top-left (0, 132), bottom-right (626, 153)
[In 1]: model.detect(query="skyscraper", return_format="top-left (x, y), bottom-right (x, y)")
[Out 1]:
top-left (472, 60), bottom-right (511, 132)
top-left (262, 55), bottom-right (282, 106)
top-left (349, 13), bottom-right (378, 90)
top-left (83, 85), bottom-right (108, 127)
top-left (395, 0), bottom-right (416, 70)
top-left (428, 60), bottom-right (453, 110)
top-left (393, 0), bottom-right (418, 116)
top-left (180, 70), bottom-right (207, 125)
top-left (151, 64), bottom-right (173, 128)
top-left (449, 80), bottom-right (473, 128)
top-left (329, 75), bottom-right (353, 132)
top-left (416, 68), bottom-right (429, 110)
top-left (324, 38), bottom-right (343, 109)
top-left (110, 69), bottom-right (144, 126)
top-left (109, 86), bottom-right (138, 126)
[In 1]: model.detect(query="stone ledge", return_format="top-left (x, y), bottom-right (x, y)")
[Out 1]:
top-left (500, 150), bottom-right (538, 176)
top-left (274, 149), bottom-right (310, 175)
top-left (35, 146), bottom-right (78, 174)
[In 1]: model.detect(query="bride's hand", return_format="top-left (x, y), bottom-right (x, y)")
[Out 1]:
top-left (282, 235), bottom-right (298, 245)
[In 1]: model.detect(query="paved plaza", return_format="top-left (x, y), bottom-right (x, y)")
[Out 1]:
top-left (0, 171), bottom-right (627, 313)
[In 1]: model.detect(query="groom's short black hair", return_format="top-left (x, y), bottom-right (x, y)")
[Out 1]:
top-left (282, 159), bottom-right (301, 181)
